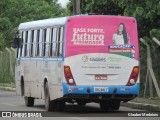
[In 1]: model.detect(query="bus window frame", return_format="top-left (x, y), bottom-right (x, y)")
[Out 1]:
top-left (45, 28), bottom-right (51, 57)
top-left (20, 31), bottom-right (24, 57)
top-left (27, 30), bottom-right (32, 57)
top-left (30, 30), bottom-right (34, 57)
top-left (19, 25), bottom-right (64, 58)
top-left (24, 31), bottom-right (28, 57)
top-left (59, 27), bottom-right (64, 58)
top-left (51, 27), bottom-right (57, 57)
top-left (39, 29), bottom-right (43, 57)
top-left (32, 30), bottom-right (37, 57)
top-left (36, 29), bottom-right (40, 57)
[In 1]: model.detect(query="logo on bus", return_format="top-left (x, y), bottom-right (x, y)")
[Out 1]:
top-left (82, 56), bottom-right (106, 62)
top-left (82, 56), bottom-right (88, 62)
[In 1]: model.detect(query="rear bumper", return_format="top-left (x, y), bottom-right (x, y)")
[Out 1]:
top-left (62, 83), bottom-right (139, 101)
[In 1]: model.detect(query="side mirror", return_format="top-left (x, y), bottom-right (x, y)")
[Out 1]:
top-left (12, 31), bottom-right (20, 48)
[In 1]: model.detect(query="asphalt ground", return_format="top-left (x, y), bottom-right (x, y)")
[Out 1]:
top-left (0, 84), bottom-right (160, 111)
top-left (0, 90), bottom-right (159, 120)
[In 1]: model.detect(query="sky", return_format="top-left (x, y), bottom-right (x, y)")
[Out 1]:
top-left (58, 0), bottom-right (69, 8)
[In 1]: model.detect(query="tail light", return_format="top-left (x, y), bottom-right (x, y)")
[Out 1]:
top-left (64, 66), bottom-right (76, 86)
top-left (126, 66), bottom-right (139, 86)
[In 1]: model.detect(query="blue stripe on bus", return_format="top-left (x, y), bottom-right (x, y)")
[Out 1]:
top-left (62, 83), bottom-right (139, 95)
top-left (17, 57), bottom-right (64, 61)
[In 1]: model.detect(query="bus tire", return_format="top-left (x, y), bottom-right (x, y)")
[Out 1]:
top-left (110, 101), bottom-right (120, 110)
top-left (21, 78), bottom-right (24, 96)
top-left (56, 101), bottom-right (65, 111)
top-left (100, 102), bottom-right (110, 111)
top-left (24, 97), bottom-right (34, 107)
top-left (44, 82), bottom-right (56, 111)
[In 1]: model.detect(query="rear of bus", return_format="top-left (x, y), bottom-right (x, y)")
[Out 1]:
top-left (63, 15), bottom-right (139, 105)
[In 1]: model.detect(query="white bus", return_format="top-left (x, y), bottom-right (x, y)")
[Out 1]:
top-left (15, 15), bottom-right (139, 111)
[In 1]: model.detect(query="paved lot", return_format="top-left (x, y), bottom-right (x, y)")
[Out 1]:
top-left (0, 90), bottom-right (159, 120)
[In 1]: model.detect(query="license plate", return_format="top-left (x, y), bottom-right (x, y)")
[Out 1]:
top-left (95, 75), bottom-right (107, 80)
top-left (94, 87), bottom-right (108, 92)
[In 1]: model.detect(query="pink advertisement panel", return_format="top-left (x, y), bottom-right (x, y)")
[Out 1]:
top-left (65, 15), bottom-right (139, 60)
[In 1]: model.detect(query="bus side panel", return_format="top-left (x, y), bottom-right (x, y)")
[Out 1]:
top-left (29, 61), bottom-right (41, 98)
top-left (18, 60), bottom-right (40, 98)
top-left (19, 59), bottom-right (64, 100)
top-left (15, 60), bottom-right (21, 95)
top-left (42, 60), bottom-right (64, 100)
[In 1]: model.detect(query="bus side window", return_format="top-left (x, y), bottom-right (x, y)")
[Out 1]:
top-left (16, 31), bottom-right (21, 58)
top-left (20, 31), bottom-right (24, 57)
top-left (51, 28), bottom-right (57, 57)
top-left (59, 27), bottom-right (64, 57)
top-left (56, 27), bottom-right (60, 57)
top-left (27, 30), bottom-right (32, 57)
top-left (30, 30), bottom-right (34, 57)
top-left (22, 31), bottom-right (26, 57)
top-left (42, 29), bottom-right (47, 57)
top-left (50, 28), bottom-right (53, 57)
top-left (24, 31), bottom-right (28, 57)
top-left (55, 27), bottom-right (64, 58)
top-left (45, 28), bottom-right (50, 57)
top-left (39, 29), bottom-right (43, 57)
top-left (36, 30), bottom-right (40, 57)
top-left (33, 30), bottom-right (37, 57)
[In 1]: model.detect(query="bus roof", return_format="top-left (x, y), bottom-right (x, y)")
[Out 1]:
top-left (18, 17), bottom-right (68, 30)
top-left (18, 15), bottom-right (135, 30)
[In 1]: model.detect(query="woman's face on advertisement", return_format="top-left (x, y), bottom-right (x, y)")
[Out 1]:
top-left (118, 24), bottom-right (123, 32)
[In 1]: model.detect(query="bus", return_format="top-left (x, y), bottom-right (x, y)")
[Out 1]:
top-left (15, 15), bottom-right (139, 111)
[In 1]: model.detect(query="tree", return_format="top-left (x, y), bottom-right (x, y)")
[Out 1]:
top-left (0, 33), bottom-right (4, 50)
top-left (67, 0), bottom-right (124, 15)
top-left (0, 0), bottom-right (66, 50)
top-left (116, 0), bottom-right (160, 38)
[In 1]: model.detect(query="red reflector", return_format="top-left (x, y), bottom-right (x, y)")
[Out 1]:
top-left (132, 73), bottom-right (138, 78)
top-left (64, 66), bottom-right (76, 86)
top-left (126, 66), bottom-right (139, 86)
top-left (66, 73), bottom-right (72, 78)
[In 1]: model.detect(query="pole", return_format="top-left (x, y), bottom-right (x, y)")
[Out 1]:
top-left (140, 38), bottom-right (160, 98)
top-left (73, 0), bottom-right (80, 15)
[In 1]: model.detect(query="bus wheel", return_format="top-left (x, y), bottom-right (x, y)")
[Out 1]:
top-left (56, 101), bottom-right (65, 111)
top-left (24, 97), bottom-right (34, 107)
top-left (44, 82), bottom-right (56, 111)
top-left (110, 101), bottom-right (120, 110)
top-left (100, 102), bottom-right (110, 111)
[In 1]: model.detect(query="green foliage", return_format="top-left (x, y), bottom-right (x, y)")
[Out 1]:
top-left (0, 50), bottom-right (15, 83)
top-left (0, 33), bottom-right (4, 50)
top-left (150, 29), bottom-right (160, 39)
top-left (67, 0), bottom-right (124, 15)
top-left (117, 0), bottom-right (160, 38)
top-left (0, 17), bottom-right (11, 31)
top-left (0, 0), bottom-right (66, 51)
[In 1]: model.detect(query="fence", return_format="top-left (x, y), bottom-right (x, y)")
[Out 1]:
top-left (140, 37), bottom-right (160, 98)
top-left (0, 48), bottom-right (15, 83)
